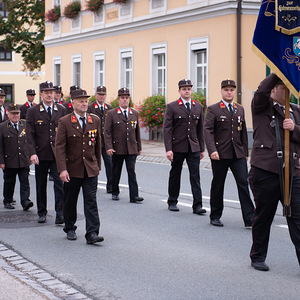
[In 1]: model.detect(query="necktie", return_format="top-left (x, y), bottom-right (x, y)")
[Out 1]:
top-left (80, 117), bottom-right (86, 131)
top-left (229, 103), bottom-right (233, 116)
top-left (100, 106), bottom-right (104, 114)
top-left (186, 102), bottom-right (191, 113)
top-left (14, 123), bottom-right (18, 132)
top-left (31, 103), bottom-right (33, 107)
top-left (124, 110), bottom-right (128, 119)
top-left (47, 107), bottom-right (52, 119)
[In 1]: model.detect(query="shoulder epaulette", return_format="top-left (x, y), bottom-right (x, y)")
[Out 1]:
top-left (89, 113), bottom-right (100, 119)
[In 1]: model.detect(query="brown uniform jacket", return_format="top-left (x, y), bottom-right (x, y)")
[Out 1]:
top-left (87, 102), bottom-right (112, 148)
top-left (63, 102), bottom-right (74, 115)
top-left (104, 107), bottom-right (141, 155)
top-left (20, 102), bottom-right (36, 119)
top-left (251, 73), bottom-right (300, 176)
top-left (163, 98), bottom-right (205, 153)
top-left (0, 120), bottom-right (30, 168)
top-left (26, 102), bottom-right (66, 161)
top-left (204, 101), bottom-right (248, 159)
top-left (0, 107), bottom-right (8, 123)
top-left (55, 112), bottom-right (101, 178)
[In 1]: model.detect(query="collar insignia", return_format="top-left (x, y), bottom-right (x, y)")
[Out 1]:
top-left (53, 104), bottom-right (58, 111)
top-left (192, 100), bottom-right (196, 105)
top-left (117, 108), bottom-right (122, 114)
top-left (233, 103), bottom-right (238, 109)
top-left (129, 109), bottom-right (133, 114)
top-left (220, 102), bottom-right (226, 108)
top-left (68, 103), bottom-right (72, 108)
top-left (87, 115), bottom-right (92, 123)
top-left (40, 105), bottom-right (45, 112)
top-left (94, 103), bottom-right (98, 109)
top-left (71, 115), bottom-right (77, 123)
top-left (178, 99), bottom-right (183, 106)
top-left (104, 104), bottom-right (108, 109)
top-left (25, 102), bottom-right (29, 107)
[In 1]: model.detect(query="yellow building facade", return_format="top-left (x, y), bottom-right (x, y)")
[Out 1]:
top-left (44, 0), bottom-right (265, 128)
top-left (0, 2), bottom-right (44, 105)
top-left (0, 48), bottom-right (45, 105)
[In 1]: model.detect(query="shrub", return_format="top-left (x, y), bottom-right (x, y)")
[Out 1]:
top-left (137, 95), bottom-right (166, 130)
top-left (191, 91), bottom-right (207, 115)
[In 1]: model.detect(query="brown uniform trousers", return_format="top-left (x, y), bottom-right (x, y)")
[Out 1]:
top-left (55, 112), bottom-right (101, 238)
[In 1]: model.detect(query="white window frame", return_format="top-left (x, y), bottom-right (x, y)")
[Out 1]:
top-left (71, 0), bottom-right (81, 30)
top-left (188, 37), bottom-right (209, 102)
top-left (51, 0), bottom-right (61, 34)
top-left (150, 43), bottom-right (167, 97)
top-left (93, 6), bottom-right (105, 25)
top-left (53, 56), bottom-right (62, 86)
top-left (53, 0), bottom-right (61, 6)
top-left (94, 51), bottom-right (105, 92)
top-left (119, 47), bottom-right (133, 95)
top-left (72, 54), bottom-right (82, 87)
top-left (119, 1), bottom-right (133, 20)
top-left (150, 0), bottom-right (167, 14)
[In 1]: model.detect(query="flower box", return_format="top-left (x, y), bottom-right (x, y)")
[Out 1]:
top-left (63, 1), bottom-right (81, 19)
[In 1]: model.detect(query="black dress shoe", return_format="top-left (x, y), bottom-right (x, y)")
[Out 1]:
top-left (210, 219), bottom-right (224, 227)
top-left (193, 207), bottom-right (206, 215)
top-left (4, 203), bottom-right (15, 209)
top-left (67, 230), bottom-right (77, 241)
top-left (22, 200), bottom-right (34, 211)
top-left (251, 261), bottom-right (269, 271)
top-left (37, 215), bottom-right (46, 223)
top-left (55, 215), bottom-right (64, 225)
top-left (112, 194), bottom-right (119, 201)
top-left (168, 204), bottom-right (179, 212)
top-left (86, 233), bottom-right (104, 244)
top-left (130, 196), bottom-right (144, 203)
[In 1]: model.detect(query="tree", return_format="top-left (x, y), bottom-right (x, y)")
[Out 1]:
top-left (0, 0), bottom-right (45, 72)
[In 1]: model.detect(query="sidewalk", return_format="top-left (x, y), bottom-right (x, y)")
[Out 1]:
top-left (138, 140), bottom-right (212, 169)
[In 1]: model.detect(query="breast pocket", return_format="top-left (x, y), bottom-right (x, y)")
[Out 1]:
top-left (174, 114), bottom-right (187, 125)
top-left (67, 133), bottom-right (80, 147)
top-left (216, 118), bottom-right (229, 129)
top-left (35, 122), bottom-right (48, 133)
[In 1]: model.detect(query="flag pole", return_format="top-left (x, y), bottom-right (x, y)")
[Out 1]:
top-left (283, 86), bottom-right (291, 217)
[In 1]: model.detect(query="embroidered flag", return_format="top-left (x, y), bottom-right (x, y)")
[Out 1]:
top-left (252, 0), bottom-right (300, 98)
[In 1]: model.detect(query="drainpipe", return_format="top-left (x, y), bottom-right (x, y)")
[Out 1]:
top-left (237, 0), bottom-right (242, 104)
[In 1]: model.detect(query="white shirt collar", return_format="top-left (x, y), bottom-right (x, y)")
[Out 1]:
top-left (74, 111), bottom-right (87, 121)
top-left (181, 98), bottom-right (191, 106)
top-left (43, 102), bottom-right (53, 111)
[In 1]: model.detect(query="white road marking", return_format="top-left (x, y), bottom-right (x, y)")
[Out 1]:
top-left (180, 193), bottom-right (240, 204)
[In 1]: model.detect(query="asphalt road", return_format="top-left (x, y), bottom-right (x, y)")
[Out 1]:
top-left (0, 161), bottom-right (299, 300)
